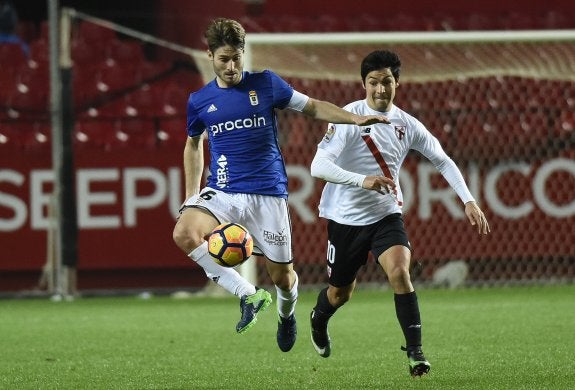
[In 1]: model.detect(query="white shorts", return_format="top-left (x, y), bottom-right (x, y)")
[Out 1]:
top-left (184, 187), bottom-right (293, 263)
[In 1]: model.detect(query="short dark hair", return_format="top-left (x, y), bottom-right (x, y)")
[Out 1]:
top-left (360, 50), bottom-right (401, 83)
top-left (204, 18), bottom-right (245, 53)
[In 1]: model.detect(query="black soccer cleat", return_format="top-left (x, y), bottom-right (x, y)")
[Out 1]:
top-left (277, 313), bottom-right (297, 352)
top-left (402, 346), bottom-right (431, 377)
top-left (310, 309), bottom-right (331, 358)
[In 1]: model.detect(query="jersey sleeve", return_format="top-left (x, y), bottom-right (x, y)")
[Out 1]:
top-left (186, 93), bottom-right (205, 137)
top-left (287, 90), bottom-right (310, 112)
top-left (410, 117), bottom-right (475, 204)
top-left (316, 122), bottom-right (349, 157)
top-left (267, 70), bottom-right (294, 109)
top-left (310, 147), bottom-right (366, 187)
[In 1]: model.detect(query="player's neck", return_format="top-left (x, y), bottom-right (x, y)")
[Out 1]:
top-left (216, 73), bottom-right (243, 88)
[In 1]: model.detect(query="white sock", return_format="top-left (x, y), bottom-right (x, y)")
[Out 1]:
top-left (276, 271), bottom-right (298, 318)
top-left (189, 242), bottom-right (256, 297)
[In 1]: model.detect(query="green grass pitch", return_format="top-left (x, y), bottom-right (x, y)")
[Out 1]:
top-left (1, 284), bottom-right (573, 389)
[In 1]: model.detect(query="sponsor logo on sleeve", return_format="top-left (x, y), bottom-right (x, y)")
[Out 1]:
top-left (323, 125), bottom-right (336, 142)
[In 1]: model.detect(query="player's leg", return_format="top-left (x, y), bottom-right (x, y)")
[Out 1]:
top-left (247, 195), bottom-right (298, 351)
top-left (310, 281), bottom-right (355, 358)
top-left (266, 260), bottom-right (298, 352)
top-left (173, 207), bottom-right (256, 297)
top-left (235, 254), bottom-right (272, 334)
top-left (311, 219), bottom-right (369, 357)
top-left (378, 246), bottom-right (430, 376)
top-left (173, 192), bottom-right (269, 334)
top-left (375, 214), bottom-right (430, 377)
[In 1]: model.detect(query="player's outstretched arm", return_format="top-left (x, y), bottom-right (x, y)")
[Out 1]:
top-left (303, 98), bottom-right (390, 125)
top-left (465, 201), bottom-right (490, 235)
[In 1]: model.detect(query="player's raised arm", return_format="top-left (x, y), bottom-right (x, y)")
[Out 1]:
top-left (302, 97), bottom-right (390, 125)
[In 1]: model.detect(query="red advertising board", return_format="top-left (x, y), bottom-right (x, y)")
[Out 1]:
top-left (1, 144), bottom-right (574, 284)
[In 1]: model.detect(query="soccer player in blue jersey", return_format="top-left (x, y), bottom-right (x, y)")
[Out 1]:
top-left (172, 18), bottom-right (390, 352)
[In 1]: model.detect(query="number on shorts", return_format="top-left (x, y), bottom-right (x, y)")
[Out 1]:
top-left (326, 240), bottom-right (336, 265)
top-left (200, 190), bottom-right (216, 201)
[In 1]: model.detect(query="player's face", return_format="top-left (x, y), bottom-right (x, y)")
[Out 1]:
top-left (363, 68), bottom-right (397, 112)
top-left (209, 45), bottom-right (244, 88)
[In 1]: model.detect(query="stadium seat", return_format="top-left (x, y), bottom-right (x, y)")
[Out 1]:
top-left (113, 118), bottom-right (157, 149)
top-left (121, 84), bottom-right (164, 118)
top-left (0, 43), bottom-right (28, 69)
top-left (4, 67), bottom-right (50, 119)
top-left (90, 98), bottom-right (134, 119)
top-left (71, 38), bottom-right (107, 65)
top-left (76, 21), bottom-right (117, 47)
top-left (105, 39), bottom-right (146, 64)
top-left (503, 12), bottom-right (536, 30)
top-left (541, 11), bottom-right (571, 29)
top-left (28, 38), bottom-right (49, 64)
top-left (17, 66), bottom-right (49, 95)
top-left (0, 121), bottom-right (51, 151)
top-left (94, 63), bottom-right (140, 93)
top-left (156, 80), bottom-right (189, 117)
top-left (135, 60), bottom-right (172, 83)
top-left (157, 118), bottom-right (187, 148)
top-left (16, 21), bottom-right (37, 43)
top-left (0, 67), bottom-right (19, 103)
top-left (466, 13), bottom-right (500, 30)
top-left (454, 109), bottom-right (551, 160)
top-left (386, 13), bottom-right (422, 31)
top-left (74, 120), bottom-right (117, 150)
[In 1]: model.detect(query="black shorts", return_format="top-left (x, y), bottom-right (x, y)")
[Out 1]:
top-left (325, 213), bottom-right (411, 287)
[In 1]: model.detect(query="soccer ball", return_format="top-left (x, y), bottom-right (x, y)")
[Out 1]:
top-left (208, 222), bottom-right (254, 267)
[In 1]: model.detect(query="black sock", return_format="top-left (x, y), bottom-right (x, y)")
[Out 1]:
top-left (394, 291), bottom-right (422, 348)
top-left (312, 287), bottom-right (337, 324)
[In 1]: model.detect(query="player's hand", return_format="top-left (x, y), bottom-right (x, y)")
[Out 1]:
top-left (361, 175), bottom-right (395, 195)
top-left (465, 201), bottom-right (490, 235)
top-left (355, 115), bottom-right (391, 126)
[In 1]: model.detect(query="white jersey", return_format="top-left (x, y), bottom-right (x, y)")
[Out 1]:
top-left (314, 100), bottom-right (475, 225)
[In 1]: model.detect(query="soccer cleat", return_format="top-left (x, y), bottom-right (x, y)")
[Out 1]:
top-left (236, 288), bottom-right (272, 334)
top-left (310, 309), bottom-right (331, 358)
top-left (276, 313), bottom-right (297, 352)
top-left (402, 346), bottom-right (431, 377)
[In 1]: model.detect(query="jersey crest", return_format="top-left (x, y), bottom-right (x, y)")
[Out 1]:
top-left (249, 90), bottom-right (259, 106)
top-left (394, 125), bottom-right (406, 140)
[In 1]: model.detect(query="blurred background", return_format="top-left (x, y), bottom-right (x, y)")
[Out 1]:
top-left (1, 0), bottom-right (574, 297)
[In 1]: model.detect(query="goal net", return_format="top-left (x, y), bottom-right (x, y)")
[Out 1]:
top-left (193, 30), bottom-right (575, 287)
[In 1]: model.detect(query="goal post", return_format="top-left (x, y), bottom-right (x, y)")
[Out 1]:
top-left (192, 29), bottom-right (575, 286)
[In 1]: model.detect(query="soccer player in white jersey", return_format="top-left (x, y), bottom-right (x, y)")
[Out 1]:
top-left (309, 50), bottom-right (490, 375)
top-left (172, 19), bottom-right (390, 352)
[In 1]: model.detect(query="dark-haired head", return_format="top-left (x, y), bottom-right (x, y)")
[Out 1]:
top-left (361, 50), bottom-right (401, 84)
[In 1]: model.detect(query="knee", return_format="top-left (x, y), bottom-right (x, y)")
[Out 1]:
top-left (386, 264), bottom-right (412, 291)
top-left (328, 287), bottom-right (353, 308)
top-left (270, 268), bottom-right (295, 291)
top-left (172, 223), bottom-right (203, 254)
